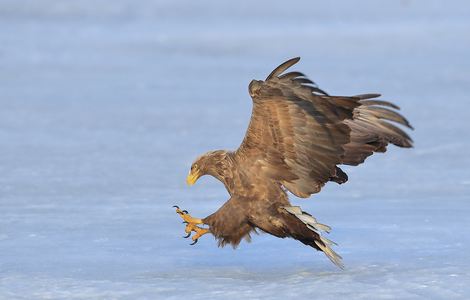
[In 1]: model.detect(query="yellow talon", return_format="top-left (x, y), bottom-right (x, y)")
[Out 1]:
top-left (175, 207), bottom-right (203, 225)
top-left (174, 206), bottom-right (209, 244)
top-left (192, 227), bottom-right (209, 241)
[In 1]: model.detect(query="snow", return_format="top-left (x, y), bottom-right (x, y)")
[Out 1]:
top-left (1, 1), bottom-right (470, 299)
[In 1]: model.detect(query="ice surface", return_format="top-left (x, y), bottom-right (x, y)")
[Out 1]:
top-left (1, 1), bottom-right (470, 299)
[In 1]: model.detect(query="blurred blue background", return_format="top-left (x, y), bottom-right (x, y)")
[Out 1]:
top-left (1, 1), bottom-right (469, 299)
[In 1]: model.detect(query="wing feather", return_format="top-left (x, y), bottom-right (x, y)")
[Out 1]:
top-left (341, 96), bottom-right (414, 166)
top-left (265, 57), bottom-right (301, 81)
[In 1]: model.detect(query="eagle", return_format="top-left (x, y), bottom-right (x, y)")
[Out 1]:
top-left (174, 57), bottom-right (413, 268)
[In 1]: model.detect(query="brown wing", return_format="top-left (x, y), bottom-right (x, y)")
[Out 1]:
top-left (235, 57), bottom-right (361, 198)
top-left (235, 57), bottom-right (413, 198)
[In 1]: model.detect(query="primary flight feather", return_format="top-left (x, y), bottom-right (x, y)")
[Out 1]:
top-left (175, 57), bottom-right (413, 268)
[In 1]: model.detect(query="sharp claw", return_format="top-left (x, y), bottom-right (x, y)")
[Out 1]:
top-left (190, 239), bottom-right (198, 245)
top-left (182, 210), bottom-right (189, 214)
top-left (182, 221), bottom-right (188, 224)
top-left (183, 232), bottom-right (191, 238)
top-left (173, 205), bottom-right (179, 209)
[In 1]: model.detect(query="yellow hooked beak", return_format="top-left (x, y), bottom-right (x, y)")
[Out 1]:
top-left (186, 169), bottom-right (201, 186)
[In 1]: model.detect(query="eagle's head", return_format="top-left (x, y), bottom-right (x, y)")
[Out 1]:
top-left (187, 150), bottom-right (229, 186)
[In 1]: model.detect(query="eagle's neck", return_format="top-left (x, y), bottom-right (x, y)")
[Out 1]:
top-left (208, 151), bottom-right (236, 195)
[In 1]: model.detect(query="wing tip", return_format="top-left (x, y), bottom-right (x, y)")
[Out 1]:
top-left (265, 57), bottom-right (301, 81)
top-left (292, 56), bottom-right (301, 63)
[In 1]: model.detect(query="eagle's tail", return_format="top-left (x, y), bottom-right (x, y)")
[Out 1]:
top-left (283, 206), bottom-right (344, 269)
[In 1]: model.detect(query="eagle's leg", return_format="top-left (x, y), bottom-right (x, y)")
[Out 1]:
top-left (173, 206), bottom-right (210, 244)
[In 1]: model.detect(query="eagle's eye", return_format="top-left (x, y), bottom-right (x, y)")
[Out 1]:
top-left (192, 163), bottom-right (198, 171)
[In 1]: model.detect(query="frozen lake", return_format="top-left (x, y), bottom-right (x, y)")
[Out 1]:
top-left (1, 1), bottom-right (469, 299)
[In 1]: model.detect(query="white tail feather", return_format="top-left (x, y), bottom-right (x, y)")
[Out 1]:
top-left (283, 206), bottom-right (303, 215)
top-left (314, 240), bottom-right (344, 269)
top-left (283, 206), bottom-right (343, 269)
top-left (320, 235), bottom-right (338, 246)
top-left (297, 214), bottom-right (318, 225)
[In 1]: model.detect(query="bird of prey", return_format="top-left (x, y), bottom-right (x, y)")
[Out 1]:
top-left (174, 57), bottom-right (413, 268)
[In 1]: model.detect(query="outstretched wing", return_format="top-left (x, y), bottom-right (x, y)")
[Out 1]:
top-left (236, 57), bottom-right (360, 197)
top-left (235, 57), bottom-right (412, 198)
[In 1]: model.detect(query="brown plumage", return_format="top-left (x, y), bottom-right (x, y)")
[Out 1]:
top-left (183, 57), bottom-right (413, 268)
